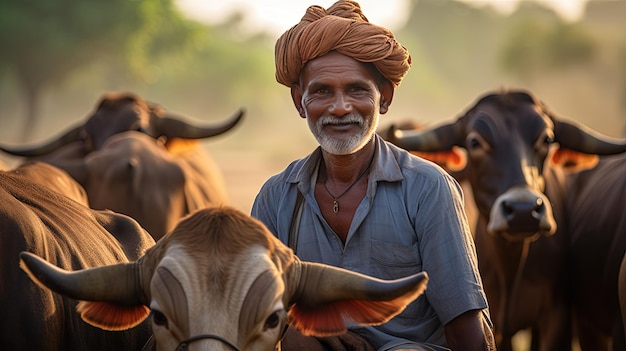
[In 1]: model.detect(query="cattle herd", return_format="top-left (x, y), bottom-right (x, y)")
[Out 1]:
top-left (1, 89), bottom-right (625, 351)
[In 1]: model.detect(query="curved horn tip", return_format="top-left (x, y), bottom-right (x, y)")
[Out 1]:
top-left (391, 126), bottom-right (401, 137)
top-left (18, 251), bottom-right (61, 286)
top-left (237, 107), bottom-right (246, 117)
top-left (233, 108), bottom-right (246, 122)
top-left (19, 251), bottom-right (45, 270)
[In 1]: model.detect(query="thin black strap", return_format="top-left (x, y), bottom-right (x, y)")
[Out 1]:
top-left (288, 190), bottom-right (304, 252)
top-left (282, 190), bottom-right (304, 351)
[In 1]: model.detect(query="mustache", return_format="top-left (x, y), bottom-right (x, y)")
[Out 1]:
top-left (319, 114), bottom-right (364, 126)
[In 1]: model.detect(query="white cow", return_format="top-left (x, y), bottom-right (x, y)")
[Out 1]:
top-left (20, 205), bottom-right (428, 351)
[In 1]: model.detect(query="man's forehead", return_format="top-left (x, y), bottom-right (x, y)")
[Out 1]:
top-left (301, 53), bottom-right (376, 85)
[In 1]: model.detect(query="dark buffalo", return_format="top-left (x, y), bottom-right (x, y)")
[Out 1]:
top-left (565, 153), bottom-right (626, 350)
top-left (0, 162), bottom-right (155, 350)
top-left (0, 91), bottom-right (244, 159)
top-left (387, 89), bottom-right (626, 351)
top-left (20, 205), bottom-right (429, 351)
top-left (620, 253), bottom-right (626, 344)
top-left (0, 92), bottom-right (244, 239)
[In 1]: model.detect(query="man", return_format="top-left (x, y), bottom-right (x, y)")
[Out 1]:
top-left (251, 1), bottom-right (495, 350)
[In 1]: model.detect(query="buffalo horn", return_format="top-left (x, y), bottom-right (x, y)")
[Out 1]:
top-left (391, 122), bottom-right (460, 152)
top-left (555, 120), bottom-right (626, 155)
top-left (19, 252), bottom-right (143, 305)
top-left (292, 261), bottom-right (428, 307)
top-left (155, 108), bottom-right (245, 139)
top-left (0, 125), bottom-right (83, 157)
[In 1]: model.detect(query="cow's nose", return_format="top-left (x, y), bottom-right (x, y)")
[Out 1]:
top-left (502, 198), bottom-right (544, 234)
top-left (487, 187), bottom-right (557, 238)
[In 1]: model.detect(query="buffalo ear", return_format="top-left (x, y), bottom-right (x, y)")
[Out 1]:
top-left (76, 301), bottom-right (150, 331)
top-left (549, 148), bottom-right (598, 172)
top-left (411, 146), bottom-right (467, 173)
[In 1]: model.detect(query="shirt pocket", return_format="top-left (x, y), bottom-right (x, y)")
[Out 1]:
top-left (369, 239), bottom-right (422, 280)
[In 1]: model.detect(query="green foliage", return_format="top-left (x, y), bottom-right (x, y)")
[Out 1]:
top-left (121, 0), bottom-right (206, 82)
top-left (0, 0), bottom-right (625, 143)
top-left (0, 0), bottom-right (205, 139)
top-left (499, 17), bottom-right (596, 79)
top-left (0, 0), bottom-right (143, 90)
top-left (499, 19), bottom-right (547, 78)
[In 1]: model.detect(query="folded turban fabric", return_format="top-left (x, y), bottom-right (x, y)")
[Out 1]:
top-left (275, 0), bottom-right (412, 88)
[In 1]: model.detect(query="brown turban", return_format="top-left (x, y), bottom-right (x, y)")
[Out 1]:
top-left (275, 0), bottom-right (412, 88)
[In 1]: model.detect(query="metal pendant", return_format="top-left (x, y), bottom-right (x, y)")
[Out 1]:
top-left (333, 200), bottom-right (339, 213)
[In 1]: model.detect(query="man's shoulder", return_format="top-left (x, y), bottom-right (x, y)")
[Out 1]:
top-left (381, 139), bottom-right (451, 181)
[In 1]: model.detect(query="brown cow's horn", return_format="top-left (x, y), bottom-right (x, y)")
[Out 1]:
top-left (0, 125), bottom-right (83, 157)
top-left (155, 108), bottom-right (245, 139)
top-left (391, 122), bottom-right (460, 152)
top-left (292, 261), bottom-right (428, 307)
top-left (555, 120), bottom-right (626, 155)
top-left (19, 252), bottom-right (143, 305)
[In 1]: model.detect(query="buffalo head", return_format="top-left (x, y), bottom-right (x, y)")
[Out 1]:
top-left (0, 91), bottom-right (244, 158)
top-left (389, 89), bottom-right (626, 241)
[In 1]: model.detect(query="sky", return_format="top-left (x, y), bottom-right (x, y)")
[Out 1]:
top-left (176, 0), bottom-right (590, 36)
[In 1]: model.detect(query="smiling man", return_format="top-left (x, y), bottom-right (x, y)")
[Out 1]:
top-left (251, 1), bottom-right (495, 350)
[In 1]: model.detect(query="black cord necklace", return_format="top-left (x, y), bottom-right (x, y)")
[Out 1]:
top-left (322, 153), bottom-right (375, 214)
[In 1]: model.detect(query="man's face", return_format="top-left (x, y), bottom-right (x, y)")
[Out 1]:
top-left (293, 51), bottom-right (390, 155)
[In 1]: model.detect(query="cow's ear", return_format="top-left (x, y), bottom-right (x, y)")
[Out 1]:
top-left (76, 301), bottom-right (150, 331)
top-left (287, 299), bottom-right (407, 336)
top-left (412, 145), bottom-right (467, 173)
top-left (286, 263), bottom-right (427, 337)
top-left (549, 148), bottom-right (598, 172)
top-left (164, 137), bottom-right (198, 156)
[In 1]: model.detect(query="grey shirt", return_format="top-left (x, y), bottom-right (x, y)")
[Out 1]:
top-left (251, 135), bottom-right (489, 350)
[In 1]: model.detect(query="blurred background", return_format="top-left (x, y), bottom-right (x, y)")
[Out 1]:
top-left (1, 0), bottom-right (625, 216)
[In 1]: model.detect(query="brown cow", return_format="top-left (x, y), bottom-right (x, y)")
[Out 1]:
top-left (0, 92), bottom-right (244, 240)
top-left (52, 130), bottom-right (230, 240)
top-left (387, 89), bottom-right (626, 351)
top-left (1, 162), bottom-right (155, 350)
top-left (20, 205), bottom-right (429, 351)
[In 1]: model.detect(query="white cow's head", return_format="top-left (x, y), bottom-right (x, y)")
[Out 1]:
top-left (20, 206), bottom-right (428, 351)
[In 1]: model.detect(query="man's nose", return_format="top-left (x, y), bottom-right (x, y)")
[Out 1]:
top-left (329, 91), bottom-right (352, 115)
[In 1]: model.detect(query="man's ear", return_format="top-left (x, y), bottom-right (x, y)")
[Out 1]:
top-left (379, 80), bottom-right (394, 115)
top-left (291, 84), bottom-right (306, 119)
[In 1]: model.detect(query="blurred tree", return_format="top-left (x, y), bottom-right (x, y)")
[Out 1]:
top-left (142, 20), bottom-right (279, 131)
top-left (499, 3), bottom-right (596, 83)
top-left (0, 0), bottom-right (201, 140)
top-left (584, 0), bottom-right (626, 135)
top-left (399, 0), bottom-right (506, 93)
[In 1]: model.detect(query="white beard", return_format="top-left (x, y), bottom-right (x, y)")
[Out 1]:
top-left (308, 112), bottom-right (378, 155)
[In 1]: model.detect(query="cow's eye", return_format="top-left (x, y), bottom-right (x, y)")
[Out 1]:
top-left (152, 310), bottom-right (169, 328)
top-left (465, 131), bottom-right (491, 154)
top-left (544, 135), bottom-right (554, 145)
top-left (264, 311), bottom-right (280, 330)
top-left (534, 133), bottom-right (554, 152)
top-left (467, 137), bottom-right (481, 149)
